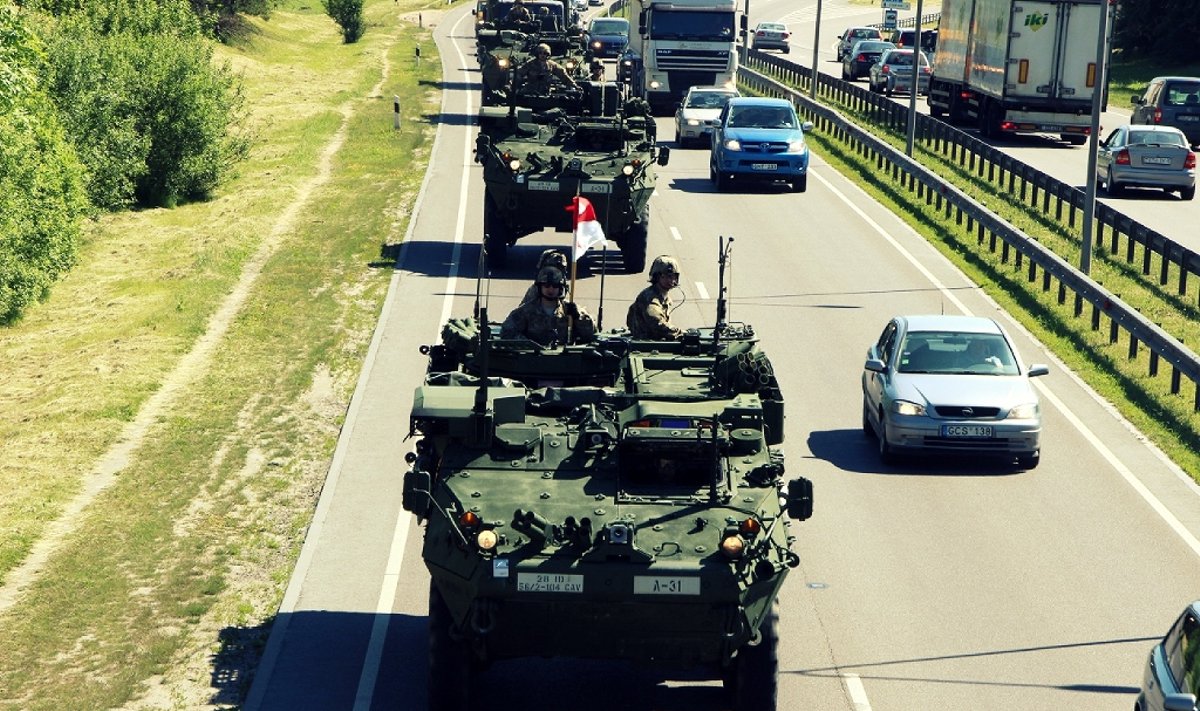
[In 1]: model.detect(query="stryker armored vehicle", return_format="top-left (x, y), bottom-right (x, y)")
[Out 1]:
top-left (404, 240), bottom-right (812, 710)
top-left (475, 0), bottom-right (576, 37)
top-left (477, 28), bottom-right (591, 107)
top-left (474, 78), bottom-right (666, 273)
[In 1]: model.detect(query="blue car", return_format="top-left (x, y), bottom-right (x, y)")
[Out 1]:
top-left (585, 17), bottom-right (629, 58)
top-left (709, 97), bottom-right (813, 192)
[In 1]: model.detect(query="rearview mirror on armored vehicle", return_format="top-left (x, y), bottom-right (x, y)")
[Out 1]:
top-left (786, 477), bottom-right (813, 521)
top-left (656, 145), bottom-right (670, 166)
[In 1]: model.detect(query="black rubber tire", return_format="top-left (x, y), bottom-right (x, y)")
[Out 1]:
top-left (482, 198), bottom-right (509, 269)
top-left (876, 411), bottom-right (897, 465)
top-left (1017, 451), bottom-right (1040, 470)
top-left (862, 401), bottom-right (873, 437)
top-left (621, 220), bottom-right (648, 273)
top-left (791, 174), bottom-right (807, 193)
top-left (1181, 185), bottom-right (1196, 201)
top-left (731, 600), bottom-right (779, 711)
top-left (428, 582), bottom-right (474, 711)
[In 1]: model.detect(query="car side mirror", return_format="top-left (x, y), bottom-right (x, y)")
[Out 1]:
top-left (785, 477), bottom-right (813, 521)
top-left (1163, 693), bottom-right (1197, 711)
top-left (1027, 364), bottom-right (1049, 378)
top-left (864, 358), bottom-right (885, 373)
top-left (801, 121), bottom-right (814, 132)
top-left (656, 145), bottom-right (670, 166)
top-left (1131, 95), bottom-right (1144, 106)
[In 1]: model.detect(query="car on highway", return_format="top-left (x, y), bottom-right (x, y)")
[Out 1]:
top-left (573, 0), bottom-right (586, 11)
top-left (1136, 601), bottom-right (1200, 711)
top-left (889, 27), bottom-right (936, 59)
top-left (674, 85), bottom-right (739, 147)
top-left (868, 48), bottom-right (931, 96)
top-left (842, 39), bottom-right (894, 81)
top-left (709, 96), bottom-right (813, 192)
top-left (1132, 76), bottom-right (1200, 149)
top-left (836, 25), bottom-right (883, 62)
top-left (585, 16), bottom-right (629, 58)
top-left (588, 0), bottom-right (603, 6)
top-left (861, 314), bottom-right (1049, 468)
top-left (751, 21), bottom-right (790, 53)
top-left (1097, 125), bottom-right (1197, 200)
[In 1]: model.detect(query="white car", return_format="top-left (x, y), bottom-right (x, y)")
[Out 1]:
top-left (673, 85), bottom-right (739, 148)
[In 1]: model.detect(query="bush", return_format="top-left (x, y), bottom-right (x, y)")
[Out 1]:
top-left (0, 5), bottom-right (87, 323)
top-left (323, 0), bottom-right (364, 43)
top-left (42, 1), bottom-right (249, 209)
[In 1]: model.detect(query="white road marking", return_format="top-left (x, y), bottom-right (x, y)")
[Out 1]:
top-left (842, 673), bottom-right (873, 711)
top-left (813, 170), bottom-right (1200, 560)
top-left (670, 225), bottom-right (683, 241)
top-left (695, 281), bottom-right (709, 300)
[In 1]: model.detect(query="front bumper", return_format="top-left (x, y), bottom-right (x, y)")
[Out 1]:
top-left (714, 151), bottom-right (809, 180)
top-left (885, 416), bottom-right (1041, 457)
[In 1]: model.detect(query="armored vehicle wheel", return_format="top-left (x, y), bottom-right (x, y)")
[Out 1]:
top-left (621, 208), bottom-right (649, 273)
top-left (428, 582), bottom-right (475, 711)
top-left (728, 600), bottom-right (779, 711)
top-left (483, 198), bottom-right (509, 269)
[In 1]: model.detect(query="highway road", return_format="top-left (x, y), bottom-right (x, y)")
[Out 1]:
top-left (751, 0), bottom-right (1200, 252)
top-left (245, 3), bottom-right (1200, 710)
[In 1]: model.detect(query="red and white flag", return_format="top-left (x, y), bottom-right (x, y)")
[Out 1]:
top-left (570, 196), bottom-right (606, 260)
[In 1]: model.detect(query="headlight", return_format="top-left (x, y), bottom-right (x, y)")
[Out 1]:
top-left (686, 118), bottom-right (700, 126)
top-left (476, 529), bottom-right (498, 551)
top-left (723, 138), bottom-right (742, 151)
top-left (890, 400), bottom-right (925, 416)
top-left (720, 534), bottom-right (745, 559)
top-left (592, 40), bottom-right (601, 49)
top-left (497, 58), bottom-right (509, 69)
top-left (621, 163), bottom-right (635, 176)
top-left (1008, 403), bottom-right (1039, 419)
top-left (508, 158), bottom-right (521, 171)
top-left (787, 138), bottom-right (807, 152)
top-left (649, 80), bottom-right (661, 89)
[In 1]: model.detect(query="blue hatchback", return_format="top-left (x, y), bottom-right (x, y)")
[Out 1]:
top-left (709, 97), bottom-right (813, 192)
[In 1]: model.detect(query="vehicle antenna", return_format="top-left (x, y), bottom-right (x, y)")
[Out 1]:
top-left (715, 235), bottom-right (733, 343)
top-left (474, 231), bottom-right (489, 320)
top-left (470, 304), bottom-right (492, 447)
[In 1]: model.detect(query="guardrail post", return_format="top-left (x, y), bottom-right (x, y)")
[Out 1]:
top-left (1150, 350), bottom-right (1159, 377)
top-left (1129, 334), bottom-right (1139, 361)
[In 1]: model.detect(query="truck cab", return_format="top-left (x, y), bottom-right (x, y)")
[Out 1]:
top-left (625, 0), bottom-right (738, 114)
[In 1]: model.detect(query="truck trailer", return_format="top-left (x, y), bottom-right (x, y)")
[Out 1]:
top-left (625, 0), bottom-right (738, 114)
top-left (926, 0), bottom-right (1109, 144)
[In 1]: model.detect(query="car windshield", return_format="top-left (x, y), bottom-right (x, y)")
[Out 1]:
top-left (727, 106), bottom-right (796, 129)
top-left (1164, 82), bottom-right (1200, 106)
top-left (1128, 130), bottom-right (1186, 147)
top-left (897, 332), bottom-right (1018, 375)
top-left (591, 20), bottom-right (626, 34)
top-left (686, 91), bottom-right (735, 109)
top-left (851, 28), bottom-right (878, 40)
top-left (885, 51), bottom-right (928, 67)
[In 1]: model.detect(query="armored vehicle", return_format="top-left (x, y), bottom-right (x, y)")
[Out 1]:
top-left (404, 248), bottom-right (813, 710)
top-left (474, 80), bottom-right (666, 273)
top-left (477, 29), bottom-right (591, 107)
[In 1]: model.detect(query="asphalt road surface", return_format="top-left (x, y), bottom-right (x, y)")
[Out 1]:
top-left (245, 4), bottom-right (1200, 710)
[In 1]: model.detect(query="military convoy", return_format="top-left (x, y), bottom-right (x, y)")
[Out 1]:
top-left (472, 0), bottom-right (667, 273)
top-left (403, 242), bottom-right (813, 710)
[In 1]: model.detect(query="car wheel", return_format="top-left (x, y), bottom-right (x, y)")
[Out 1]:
top-left (783, 46), bottom-right (790, 54)
top-left (842, 66), bottom-right (849, 80)
top-left (862, 399), bottom-right (873, 437)
top-left (791, 174), bottom-right (807, 193)
top-left (715, 169), bottom-right (729, 192)
top-left (1017, 451), bottom-right (1040, 470)
top-left (1104, 172), bottom-right (1123, 197)
top-left (885, 83), bottom-right (893, 97)
top-left (876, 410), bottom-right (897, 465)
top-left (674, 127), bottom-right (681, 145)
top-left (1182, 185), bottom-right (1196, 201)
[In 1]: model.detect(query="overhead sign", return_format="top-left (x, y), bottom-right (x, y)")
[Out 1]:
top-left (883, 8), bottom-right (898, 29)
top-left (882, 0), bottom-right (911, 9)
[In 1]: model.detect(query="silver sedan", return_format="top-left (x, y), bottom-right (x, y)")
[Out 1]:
top-left (1097, 124), bottom-right (1196, 200)
top-left (861, 315), bottom-right (1049, 468)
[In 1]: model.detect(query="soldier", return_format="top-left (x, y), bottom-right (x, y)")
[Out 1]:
top-left (589, 58), bottom-right (605, 82)
top-left (504, 0), bottom-right (532, 25)
top-left (517, 43), bottom-right (579, 93)
top-left (627, 255), bottom-right (683, 340)
top-left (501, 265), bottom-right (596, 345)
top-left (520, 249), bottom-right (569, 305)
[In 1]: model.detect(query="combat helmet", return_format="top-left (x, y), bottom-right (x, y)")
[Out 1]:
top-left (536, 265), bottom-right (568, 296)
top-left (537, 248), bottom-right (569, 273)
top-left (648, 255), bottom-right (680, 281)
top-left (535, 42), bottom-right (552, 58)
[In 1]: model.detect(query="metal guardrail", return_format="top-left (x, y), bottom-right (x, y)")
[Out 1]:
top-left (735, 60), bottom-right (1200, 411)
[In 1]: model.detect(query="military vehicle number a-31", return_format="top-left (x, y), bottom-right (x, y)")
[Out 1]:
top-left (403, 238), bottom-right (813, 710)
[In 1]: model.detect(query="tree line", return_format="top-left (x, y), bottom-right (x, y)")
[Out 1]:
top-left (1112, 0), bottom-right (1198, 63)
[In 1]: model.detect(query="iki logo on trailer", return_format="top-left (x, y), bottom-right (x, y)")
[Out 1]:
top-left (1024, 12), bottom-right (1048, 31)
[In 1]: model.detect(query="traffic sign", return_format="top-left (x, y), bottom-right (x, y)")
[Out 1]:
top-left (882, 0), bottom-right (911, 9)
top-left (883, 8), bottom-right (898, 29)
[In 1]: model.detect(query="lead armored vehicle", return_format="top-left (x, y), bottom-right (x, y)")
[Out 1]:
top-left (477, 28), bottom-right (590, 107)
top-left (403, 243), bottom-right (812, 710)
top-left (474, 76), bottom-right (666, 273)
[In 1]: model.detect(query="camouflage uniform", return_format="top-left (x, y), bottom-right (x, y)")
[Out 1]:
top-left (518, 55), bottom-right (577, 93)
top-left (504, 2), bottom-right (532, 24)
top-left (626, 285), bottom-right (681, 340)
top-left (501, 299), bottom-right (596, 345)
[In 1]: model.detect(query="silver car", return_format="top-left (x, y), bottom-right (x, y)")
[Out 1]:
top-left (868, 48), bottom-right (931, 96)
top-left (673, 85), bottom-right (739, 148)
top-left (1136, 601), bottom-right (1200, 711)
top-left (751, 21), bottom-right (790, 53)
top-left (1097, 125), bottom-right (1196, 200)
top-left (861, 315), bottom-right (1049, 468)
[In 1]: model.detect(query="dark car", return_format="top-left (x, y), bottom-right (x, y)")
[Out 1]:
top-left (585, 17), bottom-right (629, 58)
top-left (1132, 76), bottom-right (1200, 148)
top-left (836, 26), bottom-right (882, 62)
top-left (1136, 601), bottom-right (1200, 711)
top-left (842, 39), bottom-right (894, 81)
top-left (1097, 125), bottom-right (1196, 200)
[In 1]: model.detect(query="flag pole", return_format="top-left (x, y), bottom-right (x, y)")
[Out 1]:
top-left (597, 196), bottom-right (612, 331)
top-left (567, 188), bottom-right (580, 344)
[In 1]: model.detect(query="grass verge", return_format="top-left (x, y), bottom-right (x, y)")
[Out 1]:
top-left (0, 0), bottom-right (446, 707)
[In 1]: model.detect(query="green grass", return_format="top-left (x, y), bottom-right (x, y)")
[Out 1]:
top-left (0, 0), bottom-right (447, 707)
top-left (1109, 54), bottom-right (1200, 102)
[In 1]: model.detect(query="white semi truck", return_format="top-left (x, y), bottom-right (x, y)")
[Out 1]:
top-left (624, 0), bottom-right (738, 114)
top-left (926, 0), bottom-right (1110, 144)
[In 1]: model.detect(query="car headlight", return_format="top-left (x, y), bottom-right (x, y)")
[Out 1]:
top-left (1008, 403), bottom-right (1039, 419)
top-left (890, 400), bottom-right (926, 416)
top-left (723, 138), bottom-right (742, 151)
top-left (592, 40), bottom-right (601, 49)
top-left (686, 118), bottom-right (700, 126)
top-left (787, 138), bottom-right (806, 152)
top-left (649, 80), bottom-right (661, 89)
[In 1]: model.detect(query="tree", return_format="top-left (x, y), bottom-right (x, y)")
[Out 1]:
top-left (323, 0), bottom-right (364, 43)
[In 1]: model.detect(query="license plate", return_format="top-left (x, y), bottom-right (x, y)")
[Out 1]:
top-left (942, 424), bottom-right (993, 438)
top-left (1041, 125), bottom-right (1063, 132)
top-left (1142, 156), bottom-right (1172, 165)
top-left (517, 572), bottom-right (584, 592)
top-left (1178, 115), bottom-right (1199, 122)
top-left (528, 180), bottom-right (558, 191)
top-left (751, 163), bottom-right (776, 170)
top-left (634, 576), bottom-right (701, 595)
top-left (581, 183), bottom-right (612, 194)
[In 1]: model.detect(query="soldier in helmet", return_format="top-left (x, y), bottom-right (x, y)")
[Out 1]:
top-left (517, 43), bottom-right (579, 93)
top-left (502, 265), bottom-right (596, 345)
top-left (520, 249), bottom-right (569, 305)
top-left (505, 0), bottom-right (532, 25)
top-left (627, 255), bottom-right (683, 340)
